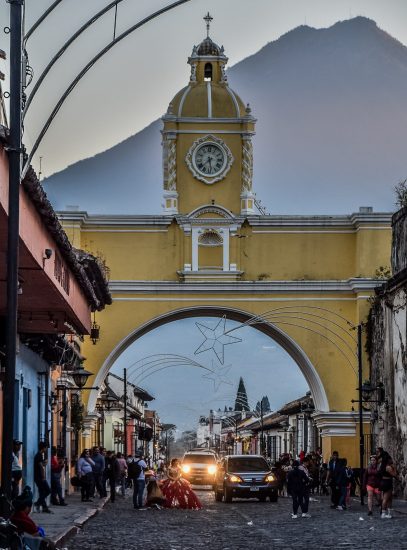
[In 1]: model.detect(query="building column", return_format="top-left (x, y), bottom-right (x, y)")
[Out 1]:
top-left (312, 411), bottom-right (371, 465)
top-left (191, 227), bottom-right (199, 271)
top-left (221, 229), bottom-right (229, 271)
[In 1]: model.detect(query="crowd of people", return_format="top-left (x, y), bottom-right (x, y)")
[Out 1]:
top-left (8, 440), bottom-right (400, 547)
top-left (74, 448), bottom-right (202, 511)
top-left (274, 446), bottom-right (399, 519)
top-left (8, 443), bottom-right (202, 548)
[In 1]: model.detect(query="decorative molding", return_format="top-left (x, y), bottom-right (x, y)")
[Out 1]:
top-left (188, 204), bottom-right (235, 220)
top-left (108, 278), bottom-right (383, 295)
top-left (189, 64), bottom-right (197, 83)
top-left (241, 138), bottom-right (253, 192)
top-left (162, 136), bottom-right (177, 192)
top-left (207, 81), bottom-right (212, 118)
top-left (185, 134), bottom-right (234, 185)
top-left (313, 411), bottom-right (371, 437)
top-left (247, 214), bottom-right (392, 228)
top-left (57, 212), bottom-right (392, 229)
top-left (178, 86), bottom-right (191, 116)
top-left (225, 87), bottom-right (240, 116)
top-left (162, 116), bottom-right (246, 124)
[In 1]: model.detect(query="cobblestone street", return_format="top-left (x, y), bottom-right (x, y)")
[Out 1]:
top-left (66, 490), bottom-right (407, 550)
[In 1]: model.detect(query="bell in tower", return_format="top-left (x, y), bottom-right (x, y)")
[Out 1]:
top-left (162, 14), bottom-right (256, 216)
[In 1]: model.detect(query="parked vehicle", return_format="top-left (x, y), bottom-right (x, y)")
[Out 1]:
top-left (181, 451), bottom-right (218, 485)
top-left (213, 455), bottom-right (278, 503)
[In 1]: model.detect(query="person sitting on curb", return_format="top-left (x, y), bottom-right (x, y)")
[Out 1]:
top-left (11, 487), bottom-right (58, 549)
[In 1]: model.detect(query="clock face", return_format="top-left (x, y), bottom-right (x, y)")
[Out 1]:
top-left (185, 135), bottom-right (233, 185)
top-left (193, 143), bottom-right (226, 177)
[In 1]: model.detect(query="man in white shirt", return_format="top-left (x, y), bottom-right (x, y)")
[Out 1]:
top-left (131, 451), bottom-right (147, 509)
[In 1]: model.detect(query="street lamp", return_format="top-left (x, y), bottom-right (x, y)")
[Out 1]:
top-left (70, 366), bottom-right (93, 389)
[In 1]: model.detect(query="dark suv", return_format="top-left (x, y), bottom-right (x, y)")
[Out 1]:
top-left (213, 455), bottom-right (278, 503)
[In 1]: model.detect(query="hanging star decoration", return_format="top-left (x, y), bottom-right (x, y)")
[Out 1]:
top-left (202, 361), bottom-right (233, 392)
top-left (194, 316), bottom-right (242, 364)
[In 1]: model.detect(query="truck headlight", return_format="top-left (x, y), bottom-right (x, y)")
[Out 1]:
top-left (182, 464), bottom-right (191, 474)
top-left (207, 465), bottom-right (217, 475)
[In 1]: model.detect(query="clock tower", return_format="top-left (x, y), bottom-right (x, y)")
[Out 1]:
top-left (162, 14), bottom-right (256, 217)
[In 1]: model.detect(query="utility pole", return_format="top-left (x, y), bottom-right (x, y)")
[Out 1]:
top-left (260, 399), bottom-right (264, 456)
top-left (123, 368), bottom-right (127, 456)
top-left (357, 324), bottom-right (365, 506)
top-left (2, 0), bottom-right (24, 499)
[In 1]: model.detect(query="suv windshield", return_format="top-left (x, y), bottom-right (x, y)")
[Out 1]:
top-left (228, 457), bottom-right (269, 472)
top-left (183, 454), bottom-right (216, 464)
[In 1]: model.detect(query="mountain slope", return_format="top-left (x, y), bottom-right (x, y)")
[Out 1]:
top-left (43, 17), bottom-right (407, 214)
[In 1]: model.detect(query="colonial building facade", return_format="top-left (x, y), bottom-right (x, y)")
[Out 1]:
top-left (369, 207), bottom-right (407, 496)
top-left (59, 26), bottom-right (392, 465)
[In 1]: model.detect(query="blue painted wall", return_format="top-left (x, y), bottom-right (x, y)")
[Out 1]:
top-left (14, 343), bottom-right (50, 493)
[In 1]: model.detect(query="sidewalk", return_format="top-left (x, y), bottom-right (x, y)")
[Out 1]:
top-left (31, 491), bottom-right (109, 547)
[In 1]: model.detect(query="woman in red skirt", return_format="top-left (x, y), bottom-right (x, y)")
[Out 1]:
top-left (161, 458), bottom-right (202, 509)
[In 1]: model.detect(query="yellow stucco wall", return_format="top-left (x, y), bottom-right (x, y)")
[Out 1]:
top-left (59, 40), bottom-right (393, 466)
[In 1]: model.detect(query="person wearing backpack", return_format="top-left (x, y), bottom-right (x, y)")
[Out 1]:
top-left (128, 451), bottom-right (147, 509)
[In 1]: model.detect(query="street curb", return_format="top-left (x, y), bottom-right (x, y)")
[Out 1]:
top-left (52, 497), bottom-right (109, 547)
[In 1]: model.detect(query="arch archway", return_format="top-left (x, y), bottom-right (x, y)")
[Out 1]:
top-left (88, 305), bottom-right (329, 413)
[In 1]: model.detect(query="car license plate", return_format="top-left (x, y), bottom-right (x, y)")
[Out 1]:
top-left (250, 486), bottom-right (260, 492)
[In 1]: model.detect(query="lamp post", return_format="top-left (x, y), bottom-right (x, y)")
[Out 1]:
top-left (2, 0), bottom-right (24, 499)
top-left (56, 367), bottom-right (95, 457)
top-left (357, 324), bottom-right (365, 506)
top-left (260, 399), bottom-right (264, 456)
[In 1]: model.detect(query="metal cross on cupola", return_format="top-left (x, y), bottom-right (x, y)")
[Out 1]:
top-left (204, 12), bottom-right (213, 37)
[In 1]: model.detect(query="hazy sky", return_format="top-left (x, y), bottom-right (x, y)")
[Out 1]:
top-left (1, 0), bottom-right (407, 177)
top-left (110, 317), bottom-right (308, 432)
top-left (0, 1), bottom-right (404, 429)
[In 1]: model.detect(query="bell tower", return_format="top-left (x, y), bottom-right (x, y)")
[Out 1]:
top-left (162, 14), bottom-right (256, 217)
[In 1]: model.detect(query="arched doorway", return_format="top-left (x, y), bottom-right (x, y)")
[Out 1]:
top-left (88, 306), bottom-right (329, 413)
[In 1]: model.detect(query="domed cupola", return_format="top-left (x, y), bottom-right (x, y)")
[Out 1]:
top-left (196, 36), bottom-right (222, 56)
top-left (168, 13), bottom-right (246, 119)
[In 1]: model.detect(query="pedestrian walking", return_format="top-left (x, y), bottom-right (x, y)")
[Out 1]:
top-left (326, 451), bottom-right (340, 508)
top-left (115, 452), bottom-right (128, 497)
top-left (33, 442), bottom-right (52, 513)
top-left (378, 451), bottom-right (398, 518)
top-left (104, 451), bottom-right (120, 503)
top-left (91, 446), bottom-right (107, 498)
top-left (299, 456), bottom-right (312, 517)
top-left (128, 451), bottom-right (147, 509)
top-left (77, 449), bottom-right (95, 502)
top-left (11, 439), bottom-right (23, 499)
top-left (363, 455), bottom-right (381, 516)
top-left (50, 447), bottom-right (67, 506)
top-left (273, 461), bottom-right (286, 497)
top-left (287, 460), bottom-right (311, 518)
top-left (336, 458), bottom-right (352, 510)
